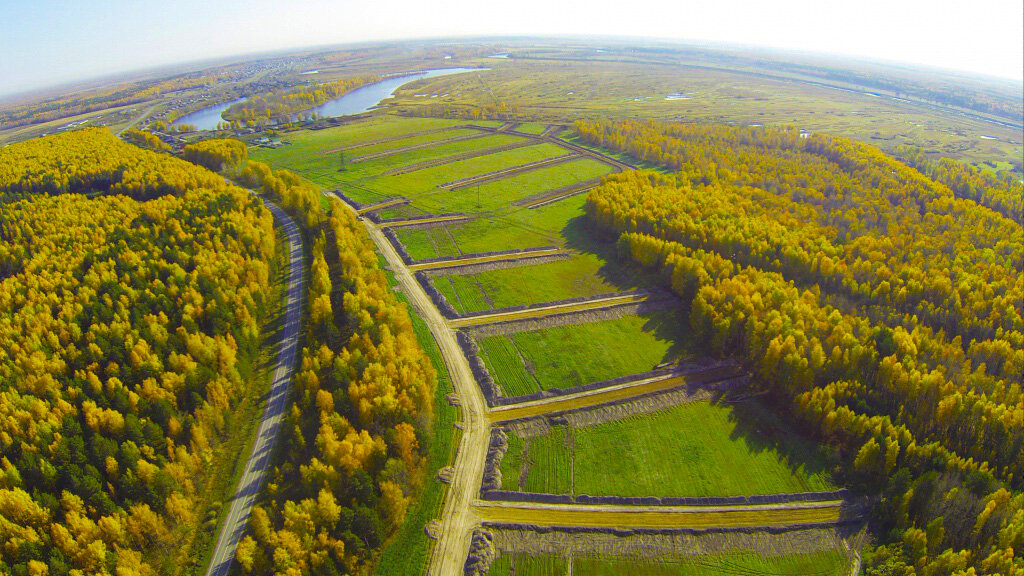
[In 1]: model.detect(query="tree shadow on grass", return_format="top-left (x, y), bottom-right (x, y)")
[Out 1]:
top-left (721, 397), bottom-right (839, 492)
top-left (561, 213), bottom-right (691, 365)
top-left (562, 212), bottom-right (838, 492)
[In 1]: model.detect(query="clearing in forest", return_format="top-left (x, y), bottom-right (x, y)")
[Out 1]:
top-left (498, 401), bottom-right (835, 498)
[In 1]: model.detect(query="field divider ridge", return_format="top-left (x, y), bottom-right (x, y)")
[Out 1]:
top-left (471, 498), bottom-right (864, 530)
top-left (407, 246), bottom-right (564, 272)
top-left (356, 196), bottom-right (410, 214)
top-left (447, 290), bottom-right (656, 328)
top-left (381, 139), bottom-right (536, 176)
top-left (375, 213), bottom-right (470, 229)
top-left (486, 362), bottom-right (742, 421)
top-left (441, 153), bottom-right (582, 190)
top-left (320, 126), bottom-right (461, 153)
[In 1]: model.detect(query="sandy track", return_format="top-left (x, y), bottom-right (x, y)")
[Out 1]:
top-left (205, 200), bottom-right (305, 576)
top-left (332, 192), bottom-right (489, 576)
top-left (473, 499), bottom-right (851, 530)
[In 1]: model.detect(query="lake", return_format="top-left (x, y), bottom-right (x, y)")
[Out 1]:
top-left (173, 68), bottom-right (485, 131)
top-left (295, 67), bottom-right (484, 120)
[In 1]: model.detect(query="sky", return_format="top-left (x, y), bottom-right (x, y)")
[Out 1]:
top-left (2, 0), bottom-right (1022, 96)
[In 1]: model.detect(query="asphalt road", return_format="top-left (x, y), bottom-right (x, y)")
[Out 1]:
top-left (333, 192), bottom-right (490, 576)
top-left (205, 199), bottom-right (306, 576)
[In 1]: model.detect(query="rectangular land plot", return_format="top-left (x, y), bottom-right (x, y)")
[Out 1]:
top-left (432, 253), bottom-right (653, 315)
top-left (513, 122), bottom-right (552, 135)
top-left (488, 551), bottom-right (849, 576)
top-left (502, 401), bottom-right (835, 499)
top-left (348, 142), bottom-right (571, 202)
top-left (431, 157), bottom-right (612, 213)
top-left (250, 116), bottom-right (474, 167)
top-left (395, 193), bottom-right (590, 260)
top-left (478, 310), bottom-right (686, 395)
top-left (345, 128), bottom-right (482, 159)
top-left (339, 133), bottom-right (528, 183)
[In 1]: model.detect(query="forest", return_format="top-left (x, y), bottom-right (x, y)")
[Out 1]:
top-left (578, 119), bottom-right (1024, 574)
top-left (0, 129), bottom-right (277, 575)
top-left (221, 76), bottom-right (381, 126)
top-left (182, 140), bottom-right (438, 575)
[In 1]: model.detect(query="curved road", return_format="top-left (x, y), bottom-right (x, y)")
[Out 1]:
top-left (206, 200), bottom-right (306, 576)
top-left (332, 192), bottom-right (490, 576)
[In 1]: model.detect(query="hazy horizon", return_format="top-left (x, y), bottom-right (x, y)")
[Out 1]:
top-left (2, 0), bottom-right (1022, 98)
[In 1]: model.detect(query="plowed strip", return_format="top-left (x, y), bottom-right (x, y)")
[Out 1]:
top-left (472, 500), bottom-right (847, 530)
top-left (488, 366), bottom-right (741, 422)
top-left (449, 293), bottom-right (649, 328)
top-left (357, 197), bottom-right (408, 214)
top-left (408, 248), bottom-right (562, 272)
top-left (378, 215), bottom-right (469, 229)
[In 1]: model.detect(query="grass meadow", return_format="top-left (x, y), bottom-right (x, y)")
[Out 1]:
top-left (478, 310), bottom-right (687, 396)
top-left (501, 400), bottom-right (835, 499)
top-left (488, 550), bottom-right (849, 576)
top-left (431, 253), bottom-right (652, 315)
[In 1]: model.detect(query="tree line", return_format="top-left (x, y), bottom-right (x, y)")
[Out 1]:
top-left (578, 119), bottom-right (1024, 574)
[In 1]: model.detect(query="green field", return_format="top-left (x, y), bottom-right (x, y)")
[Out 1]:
top-left (346, 127), bottom-right (481, 158)
top-left (501, 400), bottom-right (835, 498)
top-left (251, 116), bottom-right (481, 166)
top-left (348, 141), bottom-right (569, 200)
top-left (415, 157), bottom-right (611, 213)
top-left (478, 310), bottom-right (686, 396)
top-left (338, 133), bottom-right (528, 181)
top-left (488, 550), bottom-right (849, 576)
top-left (396, 193), bottom-right (591, 260)
top-left (514, 122), bottom-right (551, 135)
top-left (431, 253), bottom-right (654, 314)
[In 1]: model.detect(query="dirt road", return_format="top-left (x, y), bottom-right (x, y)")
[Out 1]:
top-left (205, 200), bottom-right (305, 576)
top-left (333, 192), bottom-right (489, 576)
